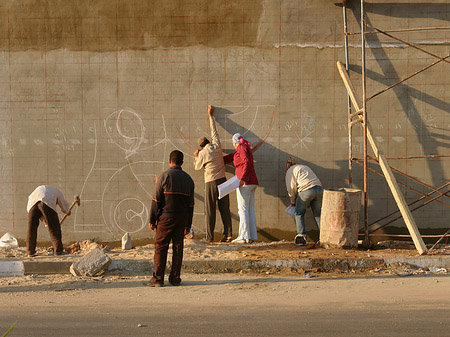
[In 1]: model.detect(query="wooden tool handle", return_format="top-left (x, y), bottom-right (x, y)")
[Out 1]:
top-left (59, 198), bottom-right (79, 225)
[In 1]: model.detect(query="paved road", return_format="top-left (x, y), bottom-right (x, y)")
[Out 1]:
top-left (1, 273), bottom-right (449, 336)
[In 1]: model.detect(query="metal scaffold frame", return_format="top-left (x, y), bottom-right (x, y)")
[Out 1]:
top-left (339, 0), bottom-right (450, 254)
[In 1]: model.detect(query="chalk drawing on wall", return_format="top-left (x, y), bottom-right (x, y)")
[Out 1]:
top-left (73, 108), bottom-right (170, 237)
top-left (73, 106), bottom-right (277, 237)
top-left (104, 108), bottom-right (146, 158)
top-left (283, 116), bottom-right (317, 152)
top-left (222, 105), bottom-right (275, 145)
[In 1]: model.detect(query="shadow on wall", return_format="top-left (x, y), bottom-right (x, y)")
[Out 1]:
top-left (215, 97), bottom-right (448, 237)
top-left (346, 1), bottom-right (450, 189)
top-left (214, 107), bottom-right (351, 240)
top-left (326, 1), bottom-right (450, 236)
top-left (215, 107), bottom-right (349, 195)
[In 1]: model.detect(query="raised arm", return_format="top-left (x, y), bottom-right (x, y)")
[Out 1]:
top-left (251, 139), bottom-right (264, 153)
top-left (208, 105), bottom-right (221, 147)
top-left (251, 108), bottom-right (275, 153)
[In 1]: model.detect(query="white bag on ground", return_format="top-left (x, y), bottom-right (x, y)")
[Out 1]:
top-left (0, 232), bottom-right (19, 249)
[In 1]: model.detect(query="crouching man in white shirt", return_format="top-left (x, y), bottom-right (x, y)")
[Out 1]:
top-left (26, 185), bottom-right (71, 257)
top-left (285, 158), bottom-right (323, 246)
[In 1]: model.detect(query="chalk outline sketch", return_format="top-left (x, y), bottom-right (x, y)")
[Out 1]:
top-left (104, 108), bottom-right (146, 159)
top-left (74, 108), bottom-right (171, 236)
top-left (74, 106), bottom-right (276, 237)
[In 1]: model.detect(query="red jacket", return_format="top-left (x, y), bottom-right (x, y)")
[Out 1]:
top-left (224, 142), bottom-right (258, 186)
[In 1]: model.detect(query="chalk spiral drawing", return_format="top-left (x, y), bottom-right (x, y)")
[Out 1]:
top-left (104, 108), bottom-right (146, 158)
top-left (74, 108), bottom-right (169, 236)
top-left (73, 106), bottom-right (276, 237)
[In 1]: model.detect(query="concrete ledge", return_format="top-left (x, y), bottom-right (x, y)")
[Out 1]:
top-left (310, 258), bottom-right (386, 270)
top-left (0, 261), bottom-right (24, 276)
top-left (23, 261), bottom-right (73, 275)
top-left (248, 259), bottom-right (313, 270)
top-left (108, 260), bottom-right (152, 273)
top-left (2, 256), bottom-right (449, 276)
top-left (384, 256), bottom-right (450, 269)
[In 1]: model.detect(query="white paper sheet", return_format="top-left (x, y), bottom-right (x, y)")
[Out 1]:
top-left (285, 205), bottom-right (295, 219)
top-left (218, 176), bottom-right (240, 199)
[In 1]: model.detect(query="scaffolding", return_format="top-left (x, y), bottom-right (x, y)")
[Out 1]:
top-left (339, 0), bottom-right (450, 254)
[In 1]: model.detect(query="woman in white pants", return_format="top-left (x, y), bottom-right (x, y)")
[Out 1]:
top-left (223, 133), bottom-right (259, 243)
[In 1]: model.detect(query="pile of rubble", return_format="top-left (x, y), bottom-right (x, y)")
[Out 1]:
top-left (370, 261), bottom-right (448, 277)
top-left (65, 239), bottom-right (110, 255)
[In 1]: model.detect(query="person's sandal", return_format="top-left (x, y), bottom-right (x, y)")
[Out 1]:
top-left (220, 236), bottom-right (232, 243)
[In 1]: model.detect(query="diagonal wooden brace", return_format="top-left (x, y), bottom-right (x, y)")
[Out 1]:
top-left (337, 61), bottom-right (427, 255)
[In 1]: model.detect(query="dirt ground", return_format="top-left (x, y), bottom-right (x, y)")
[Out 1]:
top-left (1, 238), bottom-right (449, 284)
top-left (1, 238), bottom-right (449, 261)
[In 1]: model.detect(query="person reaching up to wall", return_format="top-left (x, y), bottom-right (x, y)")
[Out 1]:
top-left (223, 134), bottom-right (260, 244)
top-left (193, 105), bottom-right (232, 243)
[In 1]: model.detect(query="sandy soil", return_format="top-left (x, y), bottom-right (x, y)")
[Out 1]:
top-left (0, 238), bottom-right (449, 291)
top-left (1, 238), bottom-right (449, 262)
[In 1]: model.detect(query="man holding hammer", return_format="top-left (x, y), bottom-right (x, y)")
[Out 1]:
top-left (26, 185), bottom-right (72, 257)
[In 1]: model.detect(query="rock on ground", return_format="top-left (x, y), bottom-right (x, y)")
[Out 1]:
top-left (70, 247), bottom-right (112, 277)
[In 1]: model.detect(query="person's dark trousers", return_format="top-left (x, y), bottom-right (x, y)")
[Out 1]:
top-left (27, 201), bottom-right (63, 255)
top-left (205, 177), bottom-right (232, 241)
top-left (151, 216), bottom-right (187, 285)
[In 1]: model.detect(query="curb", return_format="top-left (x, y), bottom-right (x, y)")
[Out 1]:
top-left (0, 261), bottom-right (24, 276)
top-left (1, 256), bottom-right (450, 276)
top-left (23, 261), bottom-right (73, 275)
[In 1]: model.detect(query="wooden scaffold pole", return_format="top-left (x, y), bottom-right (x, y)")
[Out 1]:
top-left (336, 61), bottom-right (428, 255)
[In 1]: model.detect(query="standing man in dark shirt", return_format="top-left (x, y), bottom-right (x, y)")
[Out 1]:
top-left (147, 150), bottom-right (195, 287)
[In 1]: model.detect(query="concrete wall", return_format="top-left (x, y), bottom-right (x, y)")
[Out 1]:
top-left (0, 1), bottom-right (449, 242)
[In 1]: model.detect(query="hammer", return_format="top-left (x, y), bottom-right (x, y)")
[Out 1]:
top-left (59, 195), bottom-right (81, 225)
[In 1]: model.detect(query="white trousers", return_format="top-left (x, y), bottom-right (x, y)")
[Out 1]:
top-left (236, 185), bottom-right (258, 240)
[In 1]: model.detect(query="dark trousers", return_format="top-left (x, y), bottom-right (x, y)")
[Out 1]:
top-left (152, 216), bottom-right (187, 285)
top-left (27, 201), bottom-right (63, 255)
top-left (205, 177), bottom-right (232, 241)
